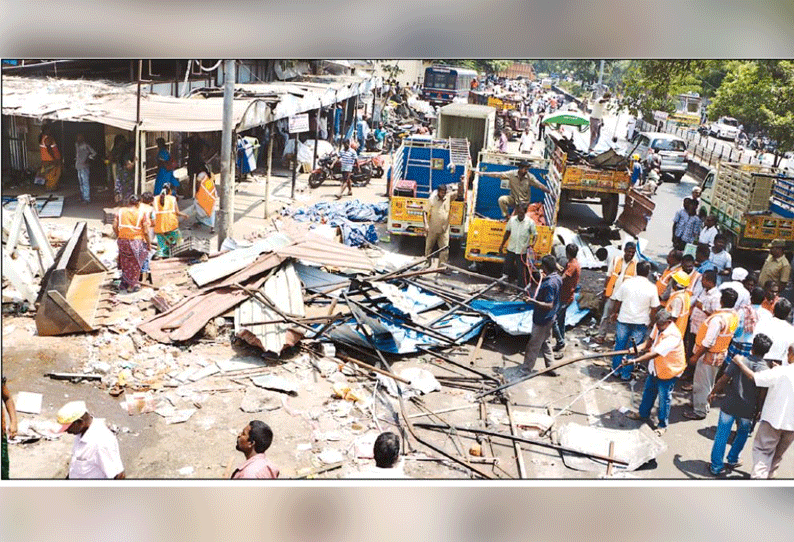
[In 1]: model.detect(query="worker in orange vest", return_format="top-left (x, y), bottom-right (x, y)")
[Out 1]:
top-left (113, 194), bottom-right (154, 293)
top-left (665, 270), bottom-right (692, 336)
top-left (594, 242), bottom-right (638, 344)
top-left (193, 171), bottom-right (217, 234)
top-left (625, 309), bottom-right (688, 434)
top-left (152, 183), bottom-right (188, 258)
top-left (656, 249), bottom-right (683, 301)
top-left (684, 287), bottom-right (740, 420)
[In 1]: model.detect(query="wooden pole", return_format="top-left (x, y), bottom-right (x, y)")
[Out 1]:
top-left (135, 59), bottom-right (142, 195)
top-left (290, 131), bottom-right (298, 199)
top-left (217, 59), bottom-right (236, 250)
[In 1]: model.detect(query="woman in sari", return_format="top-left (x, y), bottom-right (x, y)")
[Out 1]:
top-left (153, 183), bottom-right (187, 258)
top-left (154, 137), bottom-right (179, 196)
top-left (193, 171), bottom-right (217, 234)
top-left (113, 195), bottom-right (153, 293)
top-left (39, 124), bottom-right (63, 190)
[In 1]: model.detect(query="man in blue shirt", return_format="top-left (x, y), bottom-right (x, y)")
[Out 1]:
top-left (518, 255), bottom-right (562, 376)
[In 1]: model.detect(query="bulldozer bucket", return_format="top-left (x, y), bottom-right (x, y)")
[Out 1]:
top-left (35, 222), bottom-right (109, 336)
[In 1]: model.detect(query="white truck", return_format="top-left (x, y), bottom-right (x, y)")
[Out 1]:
top-left (436, 103), bottom-right (496, 167)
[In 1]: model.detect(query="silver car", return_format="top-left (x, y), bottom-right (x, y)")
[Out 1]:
top-left (631, 132), bottom-right (689, 183)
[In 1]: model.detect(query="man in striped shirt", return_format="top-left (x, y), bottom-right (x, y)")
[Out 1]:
top-left (337, 139), bottom-right (357, 198)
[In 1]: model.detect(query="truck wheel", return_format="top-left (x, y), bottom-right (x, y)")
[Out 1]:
top-left (601, 193), bottom-right (620, 224)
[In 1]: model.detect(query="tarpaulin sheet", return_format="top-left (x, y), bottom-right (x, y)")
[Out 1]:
top-left (469, 292), bottom-right (590, 336)
top-left (321, 304), bottom-right (484, 354)
top-left (282, 200), bottom-right (389, 247)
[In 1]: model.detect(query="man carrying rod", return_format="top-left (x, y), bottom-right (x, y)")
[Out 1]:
top-left (472, 160), bottom-right (550, 220)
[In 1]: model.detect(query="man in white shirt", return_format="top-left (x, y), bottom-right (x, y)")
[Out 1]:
top-left (698, 215), bottom-right (719, 247)
top-left (589, 92), bottom-right (609, 150)
top-left (518, 126), bottom-right (533, 154)
top-left (719, 267), bottom-right (751, 308)
top-left (709, 234), bottom-right (732, 285)
top-left (733, 349), bottom-right (794, 478)
top-left (594, 242), bottom-right (638, 344)
top-left (498, 203), bottom-right (537, 288)
top-left (762, 299), bottom-right (794, 365)
top-left (608, 261), bottom-right (661, 380)
top-left (57, 401), bottom-right (125, 479)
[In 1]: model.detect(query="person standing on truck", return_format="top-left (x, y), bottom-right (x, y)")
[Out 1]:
top-left (588, 92), bottom-right (610, 151)
top-left (759, 239), bottom-right (792, 292)
top-left (473, 161), bottom-right (551, 220)
top-left (423, 184), bottom-right (452, 270)
top-left (498, 203), bottom-right (537, 288)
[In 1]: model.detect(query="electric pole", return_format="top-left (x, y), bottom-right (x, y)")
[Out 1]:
top-left (218, 59), bottom-right (236, 250)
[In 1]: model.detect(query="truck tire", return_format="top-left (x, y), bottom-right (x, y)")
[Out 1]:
top-left (601, 193), bottom-right (620, 224)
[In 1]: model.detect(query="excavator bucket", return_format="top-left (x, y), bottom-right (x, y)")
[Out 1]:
top-left (35, 222), bottom-right (109, 336)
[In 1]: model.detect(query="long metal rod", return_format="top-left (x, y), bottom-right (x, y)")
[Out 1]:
top-left (476, 346), bottom-right (637, 399)
top-left (442, 263), bottom-right (525, 293)
top-left (427, 281), bottom-right (498, 326)
top-left (417, 347), bottom-right (499, 382)
top-left (414, 423), bottom-right (630, 465)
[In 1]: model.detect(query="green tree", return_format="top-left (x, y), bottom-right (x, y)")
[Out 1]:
top-left (617, 60), bottom-right (714, 119)
top-left (709, 60), bottom-right (794, 160)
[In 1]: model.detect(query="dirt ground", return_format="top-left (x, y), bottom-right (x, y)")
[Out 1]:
top-left (5, 136), bottom-right (792, 481)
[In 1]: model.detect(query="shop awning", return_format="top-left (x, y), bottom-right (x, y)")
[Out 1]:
top-left (2, 74), bottom-right (381, 133)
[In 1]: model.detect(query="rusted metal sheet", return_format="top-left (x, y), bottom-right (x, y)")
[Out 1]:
top-left (235, 263), bottom-right (306, 354)
top-left (35, 222), bottom-right (108, 336)
top-left (149, 257), bottom-right (194, 288)
top-left (275, 231), bottom-right (375, 273)
top-left (138, 253), bottom-right (284, 343)
top-left (616, 188), bottom-right (656, 237)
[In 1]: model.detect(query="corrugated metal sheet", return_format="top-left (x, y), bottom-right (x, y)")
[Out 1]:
top-left (234, 262), bottom-right (305, 354)
top-left (275, 231), bottom-right (375, 273)
top-left (3, 75), bottom-right (381, 133)
top-left (616, 188), bottom-right (656, 237)
top-left (189, 234), bottom-right (291, 287)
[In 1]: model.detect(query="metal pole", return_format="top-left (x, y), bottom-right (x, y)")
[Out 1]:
top-left (135, 59), bottom-right (142, 195)
top-left (312, 107), bottom-right (320, 170)
top-left (291, 131), bottom-right (298, 199)
top-left (265, 131), bottom-right (273, 218)
top-left (218, 59), bottom-right (235, 250)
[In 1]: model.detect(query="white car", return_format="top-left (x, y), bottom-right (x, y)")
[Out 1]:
top-left (709, 116), bottom-right (740, 140)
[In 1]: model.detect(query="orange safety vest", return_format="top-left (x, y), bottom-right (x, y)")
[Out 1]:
top-left (605, 256), bottom-right (637, 298)
top-left (196, 177), bottom-right (217, 217)
top-left (695, 309), bottom-right (739, 353)
top-left (40, 135), bottom-right (61, 161)
top-left (656, 264), bottom-right (681, 297)
top-left (153, 195), bottom-right (179, 234)
top-left (117, 207), bottom-right (145, 240)
top-left (652, 324), bottom-right (687, 380)
top-left (665, 289), bottom-right (691, 337)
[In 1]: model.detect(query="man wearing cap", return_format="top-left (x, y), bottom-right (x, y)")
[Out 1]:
top-left (719, 267), bottom-right (751, 308)
top-left (759, 239), bottom-right (791, 292)
top-left (473, 161), bottom-right (551, 220)
top-left (630, 154), bottom-right (643, 186)
top-left (625, 310), bottom-right (688, 434)
top-left (423, 184), bottom-right (452, 270)
top-left (57, 401), bottom-right (125, 479)
top-left (691, 186), bottom-right (702, 211)
top-left (665, 270), bottom-right (691, 337)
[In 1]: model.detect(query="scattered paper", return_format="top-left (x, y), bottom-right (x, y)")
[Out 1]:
top-left (14, 392), bottom-right (43, 414)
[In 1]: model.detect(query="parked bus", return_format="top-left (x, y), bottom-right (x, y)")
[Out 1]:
top-left (421, 66), bottom-right (478, 106)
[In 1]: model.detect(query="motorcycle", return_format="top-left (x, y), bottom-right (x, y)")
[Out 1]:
top-left (358, 153), bottom-right (386, 178)
top-left (308, 152), bottom-right (373, 188)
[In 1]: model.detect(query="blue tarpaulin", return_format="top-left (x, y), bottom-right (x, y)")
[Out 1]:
top-left (470, 290), bottom-right (591, 336)
top-left (282, 200), bottom-right (389, 247)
